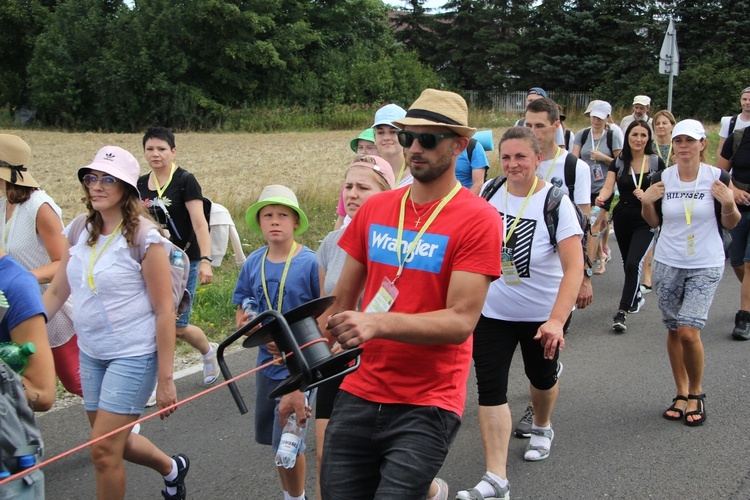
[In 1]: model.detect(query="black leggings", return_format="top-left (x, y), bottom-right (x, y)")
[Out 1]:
top-left (472, 315), bottom-right (567, 406)
top-left (612, 204), bottom-right (654, 311)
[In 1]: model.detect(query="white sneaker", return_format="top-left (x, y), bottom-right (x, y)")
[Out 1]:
top-left (203, 342), bottom-right (220, 385)
top-left (145, 388), bottom-right (157, 408)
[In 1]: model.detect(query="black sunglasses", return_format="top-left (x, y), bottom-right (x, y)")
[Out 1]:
top-left (397, 130), bottom-right (458, 150)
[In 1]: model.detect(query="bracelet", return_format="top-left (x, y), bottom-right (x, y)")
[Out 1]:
top-left (722, 209), bottom-right (737, 216)
top-left (200, 256), bottom-right (213, 263)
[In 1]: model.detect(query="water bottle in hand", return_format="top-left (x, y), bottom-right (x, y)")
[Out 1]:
top-left (274, 413), bottom-right (303, 469)
top-left (242, 297), bottom-right (260, 320)
top-left (0, 341), bottom-right (36, 375)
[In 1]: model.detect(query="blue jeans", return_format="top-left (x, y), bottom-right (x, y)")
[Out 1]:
top-left (79, 351), bottom-right (158, 415)
top-left (176, 260), bottom-right (199, 327)
top-left (320, 392), bottom-right (461, 500)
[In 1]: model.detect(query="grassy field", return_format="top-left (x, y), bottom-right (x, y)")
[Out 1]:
top-left (1, 118), bottom-right (723, 355)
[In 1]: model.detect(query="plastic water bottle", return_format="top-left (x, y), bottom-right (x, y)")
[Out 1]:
top-left (242, 297), bottom-right (260, 319)
top-left (274, 413), bottom-right (303, 469)
top-left (171, 250), bottom-right (185, 270)
top-left (17, 455), bottom-right (35, 471)
top-left (0, 342), bottom-right (36, 375)
top-left (590, 206), bottom-right (600, 225)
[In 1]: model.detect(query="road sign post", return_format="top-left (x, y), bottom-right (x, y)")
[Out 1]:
top-left (659, 17), bottom-right (680, 112)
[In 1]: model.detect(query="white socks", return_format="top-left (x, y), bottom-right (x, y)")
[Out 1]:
top-left (163, 456), bottom-right (186, 495)
top-left (473, 471), bottom-right (508, 498)
top-left (525, 424), bottom-right (553, 460)
top-left (283, 492), bottom-right (305, 500)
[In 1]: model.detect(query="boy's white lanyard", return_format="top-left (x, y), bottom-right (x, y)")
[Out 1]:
top-left (677, 164), bottom-right (702, 227)
top-left (261, 241), bottom-right (297, 312)
top-left (503, 176), bottom-right (538, 244)
top-left (630, 156), bottom-right (648, 190)
top-left (88, 220), bottom-right (123, 292)
top-left (393, 182), bottom-right (461, 284)
top-left (542, 148), bottom-right (562, 181)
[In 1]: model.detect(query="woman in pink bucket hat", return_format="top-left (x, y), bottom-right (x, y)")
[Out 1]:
top-left (44, 146), bottom-right (190, 499)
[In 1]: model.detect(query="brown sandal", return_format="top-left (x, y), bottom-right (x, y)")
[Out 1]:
top-left (663, 395), bottom-right (688, 420)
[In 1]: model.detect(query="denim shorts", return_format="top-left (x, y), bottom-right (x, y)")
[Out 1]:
top-left (79, 350), bottom-right (158, 415)
top-left (653, 261), bottom-right (723, 331)
top-left (255, 373), bottom-right (308, 455)
top-left (176, 260), bottom-right (199, 327)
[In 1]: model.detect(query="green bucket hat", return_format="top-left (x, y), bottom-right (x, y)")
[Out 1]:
top-left (245, 185), bottom-right (309, 236)
top-left (349, 128), bottom-right (376, 153)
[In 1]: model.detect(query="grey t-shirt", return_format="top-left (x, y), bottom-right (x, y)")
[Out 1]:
top-left (317, 228), bottom-right (347, 296)
top-left (574, 127), bottom-right (623, 194)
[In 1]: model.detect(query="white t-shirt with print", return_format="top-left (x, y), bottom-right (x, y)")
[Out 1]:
top-left (536, 149), bottom-right (591, 206)
top-left (483, 182), bottom-right (583, 322)
top-left (654, 164), bottom-right (725, 269)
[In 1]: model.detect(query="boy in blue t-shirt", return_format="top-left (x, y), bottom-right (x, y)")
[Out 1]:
top-left (232, 185), bottom-right (319, 500)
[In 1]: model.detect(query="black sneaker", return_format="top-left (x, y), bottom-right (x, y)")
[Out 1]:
top-left (613, 311), bottom-right (627, 333)
top-left (162, 454), bottom-right (190, 500)
top-left (628, 293), bottom-right (645, 314)
top-left (515, 405), bottom-right (534, 438)
top-left (732, 310), bottom-right (750, 340)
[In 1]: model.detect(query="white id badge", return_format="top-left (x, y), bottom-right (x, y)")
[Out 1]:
top-left (364, 277), bottom-right (399, 313)
top-left (592, 164), bottom-right (604, 181)
top-left (501, 251), bottom-right (521, 285)
top-left (686, 233), bottom-right (695, 256)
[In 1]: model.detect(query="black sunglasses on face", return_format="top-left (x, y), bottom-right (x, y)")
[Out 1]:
top-left (397, 130), bottom-right (458, 150)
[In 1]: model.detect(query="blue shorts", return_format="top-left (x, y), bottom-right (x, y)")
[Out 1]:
top-left (255, 373), bottom-right (308, 455)
top-left (176, 260), bottom-right (199, 328)
top-left (79, 351), bottom-right (158, 415)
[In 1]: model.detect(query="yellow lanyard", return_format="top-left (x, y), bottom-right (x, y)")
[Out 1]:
top-left (657, 143), bottom-right (672, 165)
top-left (677, 165), bottom-right (702, 227)
top-left (152, 163), bottom-right (177, 199)
top-left (591, 129), bottom-right (603, 152)
top-left (394, 182), bottom-right (461, 283)
top-left (87, 220), bottom-right (123, 291)
top-left (261, 241), bottom-right (297, 313)
top-left (395, 159), bottom-right (407, 185)
top-left (631, 156), bottom-right (648, 190)
top-left (503, 176), bottom-right (539, 244)
top-left (542, 148), bottom-right (562, 181)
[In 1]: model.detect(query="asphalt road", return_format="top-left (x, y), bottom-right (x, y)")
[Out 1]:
top-left (35, 241), bottom-right (750, 499)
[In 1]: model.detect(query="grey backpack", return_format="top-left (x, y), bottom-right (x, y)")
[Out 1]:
top-left (0, 358), bottom-right (43, 477)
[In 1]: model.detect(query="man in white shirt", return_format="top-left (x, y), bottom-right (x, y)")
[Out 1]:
top-left (717, 87), bottom-right (750, 158)
top-left (620, 95), bottom-right (653, 131)
top-left (515, 87), bottom-right (566, 147)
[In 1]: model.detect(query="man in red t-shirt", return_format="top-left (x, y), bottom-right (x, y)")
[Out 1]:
top-left (315, 89), bottom-right (502, 499)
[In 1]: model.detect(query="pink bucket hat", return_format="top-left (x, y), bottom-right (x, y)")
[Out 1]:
top-left (78, 146), bottom-right (141, 195)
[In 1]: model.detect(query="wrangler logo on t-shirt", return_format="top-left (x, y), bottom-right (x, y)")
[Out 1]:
top-left (368, 224), bottom-right (449, 274)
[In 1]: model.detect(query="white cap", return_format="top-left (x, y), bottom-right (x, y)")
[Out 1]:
top-left (590, 101), bottom-right (612, 120)
top-left (633, 95), bottom-right (651, 106)
top-left (672, 119), bottom-right (706, 140)
top-left (372, 104), bottom-right (406, 129)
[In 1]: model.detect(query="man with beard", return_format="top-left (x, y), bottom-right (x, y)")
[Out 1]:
top-left (620, 95), bottom-right (653, 132)
top-left (312, 89), bottom-right (502, 500)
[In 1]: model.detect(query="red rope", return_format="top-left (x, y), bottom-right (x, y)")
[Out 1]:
top-left (0, 337), bottom-right (327, 487)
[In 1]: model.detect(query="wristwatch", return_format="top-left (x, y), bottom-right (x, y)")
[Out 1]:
top-left (200, 256), bottom-right (213, 263)
top-left (584, 267), bottom-right (593, 277)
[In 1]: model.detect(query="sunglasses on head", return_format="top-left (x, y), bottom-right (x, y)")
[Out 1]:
top-left (82, 174), bottom-right (118, 189)
top-left (397, 130), bottom-right (458, 150)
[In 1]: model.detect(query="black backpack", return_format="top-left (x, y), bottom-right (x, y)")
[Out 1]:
top-left (0, 359), bottom-right (44, 477)
top-left (580, 128), bottom-right (614, 156)
top-left (726, 115), bottom-right (750, 161)
top-left (481, 177), bottom-right (591, 267)
top-left (650, 168), bottom-right (732, 258)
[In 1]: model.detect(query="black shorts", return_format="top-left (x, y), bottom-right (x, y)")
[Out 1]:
top-left (472, 314), bottom-right (570, 407)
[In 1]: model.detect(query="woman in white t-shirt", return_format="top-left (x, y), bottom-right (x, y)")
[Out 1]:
top-left (457, 127), bottom-right (583, 500)
top-left (43, 146), bottom-right (189, 499)
top-left (642, 119), bottom-right (739, 427)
